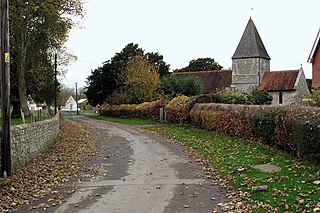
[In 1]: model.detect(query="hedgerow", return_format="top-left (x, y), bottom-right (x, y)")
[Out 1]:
top-left (190, 104), bottom-right (320, 164)
top-left (99, 99), bottom-right (165, 120)
top-left (99, 95), bottom-right (320, 164)
top-left (165, 95), bottom-right (190, 124)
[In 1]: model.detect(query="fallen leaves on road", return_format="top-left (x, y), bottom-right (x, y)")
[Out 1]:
top-left (0, 118), bottom-right (97, 212)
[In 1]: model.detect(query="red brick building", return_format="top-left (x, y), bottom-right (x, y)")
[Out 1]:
top-left (308, 29), bottom-right (320, 88)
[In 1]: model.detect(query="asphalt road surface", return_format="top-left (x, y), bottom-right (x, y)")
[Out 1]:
top-left (54, 116), bottom-right (231, 213)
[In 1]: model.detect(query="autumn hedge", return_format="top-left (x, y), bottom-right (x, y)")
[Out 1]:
top-left (99, 99), bottom-right (165, 120)
top-left (99, 96), bottom-right (320, 164)
top-left (190, 104), bottom-right (320, 164)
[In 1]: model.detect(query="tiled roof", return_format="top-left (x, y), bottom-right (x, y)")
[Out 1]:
top-left (258, 70), bottom-right (299, 91)
top-left (232, 18), bottom-right (271, 60)
top-left (174, 70), bottom-right (232, 93)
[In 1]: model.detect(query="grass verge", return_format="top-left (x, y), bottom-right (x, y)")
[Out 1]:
top-left (84, 114), bottom-right (156, 125)
top-left (2, 113), bottom-right (52, 126)
top-left (2, 118), bottom-right (32, 126)
top-left (145, 124), bottom-right (320, 212)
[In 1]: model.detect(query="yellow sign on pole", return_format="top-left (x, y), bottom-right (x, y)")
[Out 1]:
top-left (5, 53), bottom-right (10, 63)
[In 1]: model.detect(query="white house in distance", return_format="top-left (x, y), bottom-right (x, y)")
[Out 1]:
top-left (27, 95), bottom-right (43, 111)
top-left (61, 96), bottom-right (78, 111)
top-left (77, 98), bottom-right (88, 108)
top-left (60, 96), bottom-right (88, 111)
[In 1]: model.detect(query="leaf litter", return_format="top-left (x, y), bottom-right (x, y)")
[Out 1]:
top-left (0, 118), bottom-right (98, 212)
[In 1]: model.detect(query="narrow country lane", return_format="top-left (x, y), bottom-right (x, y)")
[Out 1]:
top-left (55, 116), bottom-right (230, 213)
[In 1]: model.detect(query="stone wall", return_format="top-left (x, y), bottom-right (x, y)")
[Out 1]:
top-left (269, 91), bottom-right (297, 105)
top-left (294, 70), bottom-right (310, 104)
top-left (269, 70), bottom-right (310, 105)
top-left (0, 113), bottom-right (60, 173)
top-left (231, 58), bottom-right (270, 92)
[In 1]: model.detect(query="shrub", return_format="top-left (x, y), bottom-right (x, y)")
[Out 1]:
top-left (304, 88), bottom-right (320, 106)
top-left (250, 87), bottom-right (273, 105)
top-left (160, 75), bottom-right (203, 97)
top-left (214, 88), bottom-right (252, 104)
top-left (190, 104), bottom-right (253, 137)
top-left (292, 121), bottom-right (320, 164)
top-left (250, 111), bottom-right (276, 146)
top-left (165, 95), bottom-right (190, 124)
top-left (100, 99), bottom-right (165, 120)
top-left (186, 94), bottom-right (216, 111)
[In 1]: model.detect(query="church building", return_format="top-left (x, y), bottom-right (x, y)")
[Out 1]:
top-left (231, 18), bottom-right (270, 93)
top-left (231, 18), bottom-right (309, 105)
top-left (174, 18), bottom-right (309, 105)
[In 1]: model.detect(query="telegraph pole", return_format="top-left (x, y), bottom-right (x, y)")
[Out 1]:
top-left (1, 0), bottom-right (11, 177)
top-left (75, 83), bottom-right (79, 115)
top-left (54, 53), bottom-right (57, 115)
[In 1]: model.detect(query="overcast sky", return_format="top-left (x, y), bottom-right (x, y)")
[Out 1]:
top-left (64, 0), bottom-right (319, 88)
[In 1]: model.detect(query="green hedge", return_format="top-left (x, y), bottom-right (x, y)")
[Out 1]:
top-left (190, 104), bottom-right (320, 164)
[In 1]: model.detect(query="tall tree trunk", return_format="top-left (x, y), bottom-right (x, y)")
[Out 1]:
top-left (16, 25), bottom-right (30, 117)
top-left (17, 62), bottom-right (29, 117)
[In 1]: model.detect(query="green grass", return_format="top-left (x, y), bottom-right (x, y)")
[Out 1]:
top-left (1, 113), bottom-right (52, 126)
top-left (1, 118), bottom-right (32, 126)
top-left (84, 114), bottom-right (157, 125)
top-left (11, 118), bottom-right (27, 126)
top-left (145, 124), bottom-right (320, 212)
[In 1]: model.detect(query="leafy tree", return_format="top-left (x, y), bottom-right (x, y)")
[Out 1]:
top-left (146, 52), bottom-right (170, 77)
top-left (106, 56), bottom-right (160, 104)
top-left (174, 57), bottom-right (223, 73)
top-left (85, 43), bottom-right (169, 106)
top-left (86, 43), bottom-right (144, 106)
top-left (85, 66), bottom-right (111, 106)
top-left (10, 0), bottom-right (83, 116)
top-left (214, 88), bottom-right (251, 104)
top-left (161, 75), bottom-right (203, 97)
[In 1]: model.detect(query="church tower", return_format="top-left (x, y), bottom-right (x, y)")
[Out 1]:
top-left (231, 18), bottom-right (271, 93)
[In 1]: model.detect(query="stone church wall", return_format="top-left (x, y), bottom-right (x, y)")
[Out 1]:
top-left (231, 58), bottom-right (270, 93)
top-left (269, 70), bottom-right (310, 105)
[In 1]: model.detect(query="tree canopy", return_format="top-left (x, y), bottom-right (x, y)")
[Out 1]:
top-left (10, 0), bottom-right (83, 116)
top-left (174, 57), bottom-right (223, 73)
top-left (85, 43), bottom-right (170, 106)
top-left (160, 75), bottom-right (203, 97)
top-left (106, 56), bottom-right (160, 104)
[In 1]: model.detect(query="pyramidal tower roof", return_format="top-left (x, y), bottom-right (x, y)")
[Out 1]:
top-left (232, 18), bottom-right (271, 60)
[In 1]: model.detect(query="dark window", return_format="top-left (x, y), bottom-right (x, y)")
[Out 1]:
top-left (279, 92), bottom-right (283, 104)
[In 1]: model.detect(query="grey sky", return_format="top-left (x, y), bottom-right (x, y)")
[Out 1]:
top-left (64, 0), bottom-right (319, 88)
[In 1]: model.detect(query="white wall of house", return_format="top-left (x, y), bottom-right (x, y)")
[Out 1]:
top-left (61, 96), bottom-right (78, 111)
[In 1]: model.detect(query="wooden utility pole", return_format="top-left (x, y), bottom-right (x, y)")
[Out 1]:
top-left (54, 53), bottom-right (57, 115)
top-left (75, 83), bottom-right (79, 115)
top-left (1, 0), bottom-right (11, 177)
